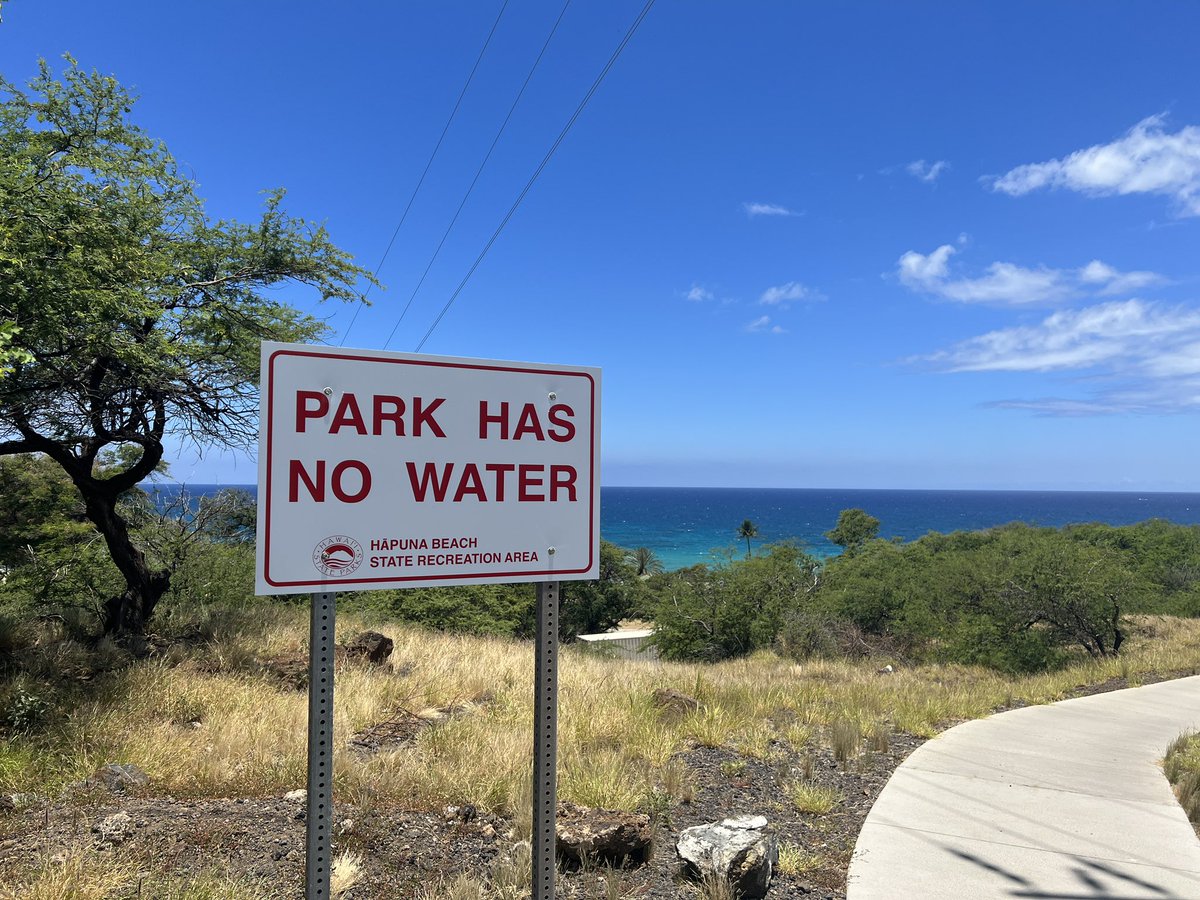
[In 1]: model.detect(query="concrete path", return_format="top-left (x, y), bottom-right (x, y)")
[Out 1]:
top-left (847, 676), bottom-right (1200, 899)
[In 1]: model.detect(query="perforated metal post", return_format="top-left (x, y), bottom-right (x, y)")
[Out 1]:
top-left (306, 591), bottom-right (336, 900)
top-left (532, 581), bottom-right (560, 899)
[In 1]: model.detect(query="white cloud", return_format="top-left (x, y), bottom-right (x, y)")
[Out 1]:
top-left (897, 244), bottom-right (1164, 306)
top-left (743, 202), bottom-right (798, 218)
top-left (685, 284), bottom-right (714, 302)
top-left (1077, 259), bottom-right (1165, 295)
top-left (906, 159), bottom-right (949, 183)
top-left (759, 281), bottom-right (824, 306)
top-left (745, 315), bottom-right (785, 334)
top-left (898, 244), bottom-right (1069, 304)
top-left (990, 115), bottom-right (1200, 216)
top-left (920, 299), bottom-right (1200, 378)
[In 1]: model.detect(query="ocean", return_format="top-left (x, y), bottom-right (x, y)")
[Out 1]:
top-left (145, 484), bottom-right (1200, 571)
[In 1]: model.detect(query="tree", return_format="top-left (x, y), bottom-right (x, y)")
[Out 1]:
top-left (0, 59), bottom-right (371, 634)
top-left (825, 508), bottom-right (881, 556)
top-left (628, 546), bottom-right (664, 577)
top-left (737, 519), bottom-right (759, 560)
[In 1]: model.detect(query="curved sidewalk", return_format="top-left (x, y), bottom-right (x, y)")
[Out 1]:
top-left (848, 675), bottom-right (1200, 899)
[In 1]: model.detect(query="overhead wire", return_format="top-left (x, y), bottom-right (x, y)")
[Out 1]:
top-left (381, 0), bottom-right (574, 350)
top-left (340, 0), bottom-right (510, 347)
top-left (413, 0), bottom-right (657, 353)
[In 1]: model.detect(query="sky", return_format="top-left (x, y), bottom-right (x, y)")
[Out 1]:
top-left (4, 1), bottom-right (1200, 491)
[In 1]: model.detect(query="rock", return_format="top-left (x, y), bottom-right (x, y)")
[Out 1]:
top-left (343, 630), bottom-right (394, 665)
top-left (556, 802), bottom-right (653, 868)
top-left (877, 664), bottom-right (894, 675)
top-left (677, 815), bottom-right (778, 899)
top-left (283, 789), bottom-right (307, 802)
top-left (94, 811), bottom-right (132, 845)
top-left (652, 688), bottom-right (701, 718)
top-left (93, 763), bottom-right (149, 793)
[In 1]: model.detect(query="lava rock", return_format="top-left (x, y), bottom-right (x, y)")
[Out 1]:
top-left (343, 630), bottom-right (394, 666)
top-left (556, 802), bottom-right (653, 868)
top-left (677, 814), bottom-right (778, 898)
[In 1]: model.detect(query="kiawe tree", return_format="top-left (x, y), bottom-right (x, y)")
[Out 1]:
top-left (0, 59), bottom-right (371, 634)
top-left (826, 508), bottom-right (881, 556)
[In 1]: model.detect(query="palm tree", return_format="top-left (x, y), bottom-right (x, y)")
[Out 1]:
top-left (629, 546), bottom-right (664, 577)
top-left (737, 519), bottom-right (759, 559)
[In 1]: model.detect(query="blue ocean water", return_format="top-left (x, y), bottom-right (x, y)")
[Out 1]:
top-left (147, 484), bottom-right (1200, 571)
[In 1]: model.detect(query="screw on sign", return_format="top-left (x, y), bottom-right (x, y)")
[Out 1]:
top-left (255, 343), bottom-right (600, 899)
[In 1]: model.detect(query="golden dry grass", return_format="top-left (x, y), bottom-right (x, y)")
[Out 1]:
top-left (4, 608), bottom-right (1200, 826)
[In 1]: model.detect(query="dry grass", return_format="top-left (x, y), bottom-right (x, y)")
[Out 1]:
top-left (788, 780), bottom-right (842, 814)
top-left (0, 845), bottom-right (265, 900)
top-left (4, 608), bottom-right (1200, 829)
top-left (1164, 729), bottom-right (1200, 826)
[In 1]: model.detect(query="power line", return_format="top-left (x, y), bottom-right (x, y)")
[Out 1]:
top-left (340, 0), bottom-right (510, 347)
top-left (413, 0), bottom-right (657, 353)
top-left (382, 0), bottom-right (573, 350)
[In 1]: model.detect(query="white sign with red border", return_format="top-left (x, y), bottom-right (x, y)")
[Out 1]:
top-left (255, 342), bottom-right (600, 595)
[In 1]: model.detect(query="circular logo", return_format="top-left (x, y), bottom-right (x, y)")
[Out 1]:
top-left (312, 535), bottom-right (363, 578)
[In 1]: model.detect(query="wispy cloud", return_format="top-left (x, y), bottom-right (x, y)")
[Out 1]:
top-left (743, 202), bottom-right (798, 218)
top-left (759, 281), bottom-right (824, 306)
top-left (921, 299), bottom-right (1199, 372)
top-left (746, 315), bottom-right (786, 334)
top-left (685, 284), bottom-right (714, 302)
top-left (989, 115), bottom-right (1200, 216)
top-left (906, 159), bottom-right (949, 183)
top-left (897, 243), bottom-right (1165, 306)
top-left (915, 299), bottom-right (1200, 414)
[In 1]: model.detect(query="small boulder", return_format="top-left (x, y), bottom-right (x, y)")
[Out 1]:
top-left (93, 763), bottom-right (149, 793)
top-left (677, 815), bottom-right (778, 898)
top-left (556, 802), bottom-right (653, 868)
top-left (94, 811), bottom-right (132, 845)
top-left (283, 789), bottom-right (307, 803)
top-left (343, 631), bottom-right (394, 666)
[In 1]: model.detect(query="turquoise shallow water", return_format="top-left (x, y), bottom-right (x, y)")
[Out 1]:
top-left (148, 484), bottom-right (1200, 571)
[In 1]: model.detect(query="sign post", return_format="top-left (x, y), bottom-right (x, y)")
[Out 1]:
top-left (305, 591), bottom-right (336, 899)
top-left (532, 581), bottom-right (559, 898)
top-left (255, 343), bottom-right (600, 900)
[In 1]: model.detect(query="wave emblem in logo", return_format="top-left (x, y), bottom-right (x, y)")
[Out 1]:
top-left (312, 535), bottom-right (363, 578)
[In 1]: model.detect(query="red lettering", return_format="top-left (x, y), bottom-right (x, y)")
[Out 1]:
top-left (512, 403), bottom-right (545, 441)
top-left (407, 462), bottom-right (454, 502)
top-left (549, 465), bottom-right (577, 501)
top-left (372, 396), bottom-right (406, 436)
top-left (330, 393), bottom-right (367, 435)
top-left (296, 391), bottom-right (329, 432)
top-left (412, 397), bottom-right (446, 438)
top-left (288, 459), bottom-right (324, 502)
top-left (331, 460), bottom-right (371, 502)
top-left (453, 463), bottom-right (486, 502)
top-left (479, 401), bottom-right (509, 439)
top-left (485, 463), bottom-right (515, 501)
top-left (518, 464), bottom-right (545, 502)
top-left (548, 404), bottom-right (576, 443)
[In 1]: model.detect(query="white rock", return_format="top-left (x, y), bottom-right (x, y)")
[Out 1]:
top-left (283, 789), bottom-right (307, 802)
top-left (677, 815), bottom-right (777, 899)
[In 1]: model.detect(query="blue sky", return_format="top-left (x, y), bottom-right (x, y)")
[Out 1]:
top-left (5, 2), bottom-right (1200, 490)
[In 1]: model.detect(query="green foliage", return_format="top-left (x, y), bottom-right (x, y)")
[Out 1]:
top-left (559, 540), bottom-right (646, 640)
top-left (651, 543), bottom-right (819, 662)
top-left (816, 522), bottom-right (1158, 671)
top-left (825, 508), bottom-right (881, 556)
top-left (0, 58), bottom-right (371, 632)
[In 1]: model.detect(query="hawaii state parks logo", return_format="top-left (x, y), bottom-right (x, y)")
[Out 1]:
top-left (312, 535), bottom-right (364, 578)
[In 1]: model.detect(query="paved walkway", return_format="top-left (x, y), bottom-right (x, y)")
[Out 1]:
top-left (847, 675), bottom-right (1200, 899)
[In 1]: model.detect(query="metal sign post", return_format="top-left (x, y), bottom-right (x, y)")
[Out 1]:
top-left (306, 591), bottom-right (336, 900)
top-left (532, 581), bottom-right (560, 899)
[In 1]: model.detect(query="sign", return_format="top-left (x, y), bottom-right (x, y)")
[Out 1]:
top-left (256, 342), bottom-right (600, 594)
